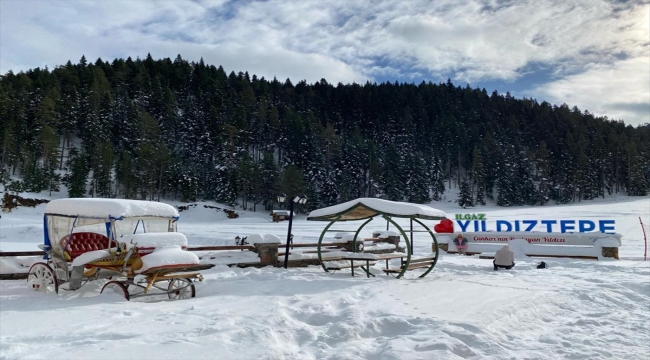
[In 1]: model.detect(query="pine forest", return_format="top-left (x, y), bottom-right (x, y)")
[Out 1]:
top-left (0, 54), bottom-right (648, 212)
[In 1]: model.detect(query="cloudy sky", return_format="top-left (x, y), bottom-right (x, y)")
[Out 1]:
top-left (1, 0), bottom-right (648, 126)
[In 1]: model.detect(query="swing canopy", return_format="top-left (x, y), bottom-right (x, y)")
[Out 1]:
top-left (306, 198), bottom-right (447, 222)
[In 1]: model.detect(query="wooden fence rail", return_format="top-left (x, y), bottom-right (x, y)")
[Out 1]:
top-left (0, 242), bottom-right (355, 257)
top-left (188, 245), bottom-right (255, 251)
top-left (0, 246), bottom-right (256, 257)
top-left (0, 242), bottom-right (353, 280)
top-left (0, 251), bottom-right (46, 257)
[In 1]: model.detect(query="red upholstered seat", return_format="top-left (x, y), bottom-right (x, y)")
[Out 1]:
top-left (60, 232), bottom-right (118, 260)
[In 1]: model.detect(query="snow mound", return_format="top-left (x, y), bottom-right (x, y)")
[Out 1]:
top-left (372, 230), bottom-right (400, 238)
top-left (71, 250), bottom-right (111, 267)
top-left (124, 232), bottom-right (188, 248)
top-left (247, 234), bottom-right (282, 244)
top-left (139, 247), bottom-right (199, 273)
top-left (340, 233), bottom-right (358, 241)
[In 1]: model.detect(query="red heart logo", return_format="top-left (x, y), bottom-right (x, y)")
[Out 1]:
top-left (434, 218), bottom-right (454, 233)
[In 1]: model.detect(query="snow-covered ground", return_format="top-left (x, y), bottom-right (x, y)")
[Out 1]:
top-left (1, 195), bottom-right (649, 360)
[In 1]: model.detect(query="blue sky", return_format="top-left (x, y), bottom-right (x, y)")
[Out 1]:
top-left (1, 0), bottom-right (648, 126)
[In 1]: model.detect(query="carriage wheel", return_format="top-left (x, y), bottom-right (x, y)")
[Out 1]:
top-left (167, 278), bottom-right (195, 300)
top-left (27, 263), bottom-right (59, 293)
top-left (101, 281), bottom-right (130, 301)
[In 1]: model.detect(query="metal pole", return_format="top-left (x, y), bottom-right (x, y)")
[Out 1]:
top-left (283, 200), bottom-right (295, 269)
top-left (410, 218), bottom-right (414, 255)
top-left (640, 217), bottom-right (647, 262)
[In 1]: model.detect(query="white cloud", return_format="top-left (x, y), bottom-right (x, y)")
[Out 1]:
top-left (0, 0), bottom-right (648, 124)
top-left (531, 56), bottom-right (650, 126)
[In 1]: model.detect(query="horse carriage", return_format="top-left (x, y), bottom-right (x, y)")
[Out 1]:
top-left (27, 198), bottom-right (213, 300)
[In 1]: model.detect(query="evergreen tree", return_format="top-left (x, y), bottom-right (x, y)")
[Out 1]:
top-left (236, 153), bottom-right (256, 210)
top-left (67, 149), bottom-right (88, 198)
top-left (429, 155), bottom-right (446, 201)
top-left (471, 146), bottom-right (486, 205)
top-left (458, 180), bottom-right (473, 208)
top-left (89, 141), bottom-right (113, 198)
top-left (495, 144), bottom-right (517, 206)
top-left (115, 150), bottom-right (137, 199)
top-left (1, 55), bottom-right (648, 208)
top-left (260, 152), bottom-right (279, 210)
top-left (627, 144), bottom-right (648, 196)
top-left (55, 64), bottom-right (80, 170)
top-left (134, 110), bottom-right (171, 200)
top-left (535, 141), bottom-right (551, 205)
top-left (279, 165), bottom-right (307, 211)
top-left (38, 125), bottom-right (60, 194)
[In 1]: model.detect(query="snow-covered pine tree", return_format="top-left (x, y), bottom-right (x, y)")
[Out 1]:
top-left (458, 179), bottom-right (473, 208)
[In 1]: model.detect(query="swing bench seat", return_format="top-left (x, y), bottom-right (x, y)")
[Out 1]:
top-left (326, 261), bottom-right (377, 271)
top-left (382, 256), bottom-right (436, 273)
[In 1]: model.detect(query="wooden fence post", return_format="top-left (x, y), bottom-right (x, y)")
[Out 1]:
top-left (254, 243), bottom-right (280, 267)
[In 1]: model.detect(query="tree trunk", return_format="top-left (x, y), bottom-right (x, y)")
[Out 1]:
top-left (447, 154), bottom-right (451, 189)
top-left (470, 159), bottom-right (476, 201)
top-left (1, 142), bottom-right (7, 170)
top-left (457, 149), bottom-right (461, 186)
top-left (157, 164), bottom-right (164, 201)
top-left (59, 134), bottom-right (66, 170)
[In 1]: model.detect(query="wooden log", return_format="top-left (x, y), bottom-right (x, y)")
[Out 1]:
top-left (404, 263), bottom-right (432, 270)
top-left (279, 242), bottom-right (348, 248)
top-left (0, 273), bottom-right (28, 280)
top-left (407, 257), bottom-right (436, 264)
top-left (0, 251), bottom-right (45, 257)
top-left (0, 246), bottom-right (256, 257)
top-left (326, 261), bottom-right (377, 270)
top-left (602, 247), bottom-right (619, 259)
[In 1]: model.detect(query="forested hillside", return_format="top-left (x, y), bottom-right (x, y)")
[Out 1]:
top-left (0, 54), bottom-right (648, 211)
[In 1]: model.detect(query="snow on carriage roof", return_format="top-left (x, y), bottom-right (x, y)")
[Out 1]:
top-left (44, 198), bottom-right (179, 219)
top-left (307, 198), bottom-right (447, 221)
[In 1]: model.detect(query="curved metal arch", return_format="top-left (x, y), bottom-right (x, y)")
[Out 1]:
top-left (317, 214), bottom-right (440, 279)
top-left (317, 220), bottom-right (338, 273)
top-left (412, 218), bottom-right (439, 278)
top-left (351, 218), bottom-right (374, 253)
top-left (382, 215), bottom-right (411, 279)
top-left (317, 217), bottom-right (374, 273)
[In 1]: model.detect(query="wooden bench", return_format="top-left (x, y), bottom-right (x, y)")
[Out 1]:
top-left (326, 258), bottom-right (378, 278)
top-left (60, 232), bottom-right (118, 261)
top-left (383, 256), bottom-right (436, 274)
top-left (325, 261), bottom-right (377, 271)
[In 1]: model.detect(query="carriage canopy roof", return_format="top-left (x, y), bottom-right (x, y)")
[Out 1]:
top-left (44, 198), bottom-right (179, 219)
top-left (307, 198), bottom-right (447, 221)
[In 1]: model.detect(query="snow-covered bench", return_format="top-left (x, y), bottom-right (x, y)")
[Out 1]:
top-left (324, 260), bottom-right (377, 271)
top-left (383, 256), bottom-right (436, 273)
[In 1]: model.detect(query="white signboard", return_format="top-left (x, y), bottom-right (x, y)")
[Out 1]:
top-left (460, 231), bottom-right (621, 246)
